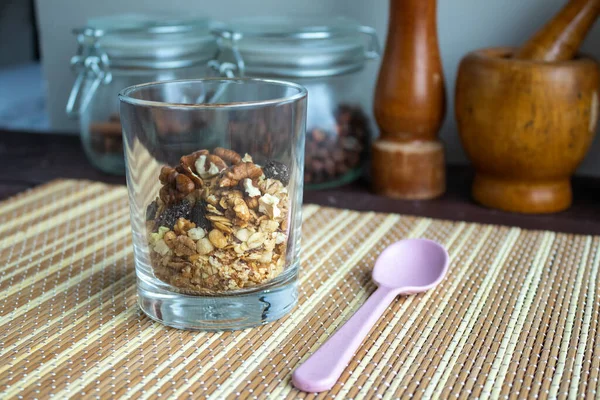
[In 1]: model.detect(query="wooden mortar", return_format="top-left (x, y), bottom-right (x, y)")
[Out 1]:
top-left (456, 0), bottom-right (600, 213)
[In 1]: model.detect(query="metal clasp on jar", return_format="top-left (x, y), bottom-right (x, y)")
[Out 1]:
top-left (66, 28), bottom-right (112, 118)
top-left (204, 28), bottom-right (246, 103)
top-left (207, 27), bottom-right (245, 78)
top-left (358, 25), bottom-right (381, 60)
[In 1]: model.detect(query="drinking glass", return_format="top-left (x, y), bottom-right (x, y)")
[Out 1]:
top-left (119, 78), bottom-right (307, 330)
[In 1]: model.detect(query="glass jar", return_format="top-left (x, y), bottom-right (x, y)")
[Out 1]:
top-left (67, 15), bottom-right (229, 175)
top-left (119, 78), bottom-right (307, 330)
top-left (214, 17), bottom-right (380, 188)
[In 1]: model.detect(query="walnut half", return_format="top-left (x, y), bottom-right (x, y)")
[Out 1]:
top-left (219, 163), bottom-right (263, 188)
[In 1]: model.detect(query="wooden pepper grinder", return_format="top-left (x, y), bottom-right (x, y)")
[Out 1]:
top-left (372, 0), bottom-right (446, 199)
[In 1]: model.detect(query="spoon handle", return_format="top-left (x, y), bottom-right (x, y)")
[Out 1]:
top-left (292, 286), bottom-right (397, 392)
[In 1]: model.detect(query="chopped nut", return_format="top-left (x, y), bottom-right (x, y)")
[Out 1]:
top-left (175, 174), bottom-right (195, 195)
top-left (209, 256), bottom-right (222, 268)
top-left (174, 218), bottom-right (196, 235)
top-left (214, 147), bottom-right (242, 165)
top-left (232, 198), bottom-right (250, 222)
top-left (168, 260), bottom-right (192, 271)
top-left (153, 239), bottom-right (171, 255)
top-left (189, 253), bottom-right (202, 262)
top-left (187, 227), bottom-right (206, 240)
top-left (275, 232), bottom-right (287, 244)
top-left (206, 154), bottom-right (227, 170)
top-left (195, 155), bottom-right (217, 179)
top-left (163, 231), bottom-right (177, 248)
top-left (262, 179), bottom-right (285, 196)
top-left (149, 226), bottom-right (170, 245)
top-left (259, 251), bottom-right (273, 263)
top-left (241, 153), bottom-right (253, 163)
top-left (179, 149), bottom-right (209, 171)
top-left (173, 235), bottom-right (197, 257)
top-left (258, 194), bottom-right (281, 219)
top-left (259, 219), bottom-right (279, 233)
top-left (208, 229), bottom-right (228, 249)
top-left (234, 228), bottom-right (252, 242)
top-left (219, 162), bottom-right (263, 187)
top-left (197, 237), bottom-right (214, 255)
top-left (159, 166), bottom-right (177, 185)
top-left (243, 178), bottom-right (261, 197)
top-left (245, 196), bottom-right (259, 210)
top-left (247, 232), bottom-right (266, 249)
top-left (179, 165), bottom-right (203, 187)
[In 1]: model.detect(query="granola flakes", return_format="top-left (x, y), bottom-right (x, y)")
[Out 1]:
top-left (147, 148), bottom-right (289, 293)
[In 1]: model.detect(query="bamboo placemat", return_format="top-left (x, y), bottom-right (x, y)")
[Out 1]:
top-left (0, 180), bottom-right (598, 399)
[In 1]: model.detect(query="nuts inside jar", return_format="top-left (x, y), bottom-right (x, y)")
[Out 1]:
top-left (304, 104), bottom-right (371, 185)
top-left (146, 147), bottom-right (290, 293)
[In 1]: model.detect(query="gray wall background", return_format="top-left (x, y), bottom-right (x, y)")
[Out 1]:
top-left (35, 0), bottom-right (600, 175)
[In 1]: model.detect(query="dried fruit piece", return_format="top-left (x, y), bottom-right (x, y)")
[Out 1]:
top-left (190, 201), bottom-right (211, 231)
top-left (263, 160), bottom-right (290, 186)
top-left (146, 200), bottom-right (158, 221)
top-left (155, 199), bottom-right (192, 229)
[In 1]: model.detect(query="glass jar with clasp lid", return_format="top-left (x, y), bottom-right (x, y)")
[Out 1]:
top-left (67, 15), bottom-right (232, 174)
top-left (211, 16), bottom-right (380, 188)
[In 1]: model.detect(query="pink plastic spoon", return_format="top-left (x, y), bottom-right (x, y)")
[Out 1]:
top-left (292, 238), bottom-right (449, 393)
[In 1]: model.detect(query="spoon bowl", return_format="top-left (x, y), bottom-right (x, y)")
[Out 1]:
top-left (292, 238), bottom-right (449, 393)
top-left (373, 238), bottom-right (449, 293)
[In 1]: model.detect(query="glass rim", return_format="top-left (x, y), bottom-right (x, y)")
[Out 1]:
top-left (118, 77), bottom-right (307, 109)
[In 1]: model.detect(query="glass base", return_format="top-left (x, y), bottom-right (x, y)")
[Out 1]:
top-left (137, 275), bottom-right (298, 331)
top-left (305, 166), bottom-right (363, 190)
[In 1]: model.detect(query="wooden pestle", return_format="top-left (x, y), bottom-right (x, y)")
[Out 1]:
top-left (371, 0), bottom-right (446, 200)
top-left (514, 0), bottom-right (600, 61)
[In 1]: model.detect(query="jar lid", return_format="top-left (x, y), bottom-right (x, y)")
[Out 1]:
top-left (66, 14), bottom-right (220, 118)
top-left (216, 16), bottom-right (380, 78)
top-left (76, 14), bottom-right (219, 69)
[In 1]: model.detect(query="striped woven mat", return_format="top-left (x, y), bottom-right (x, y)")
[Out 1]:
top-left (0, 180), bottom-right (598, 399)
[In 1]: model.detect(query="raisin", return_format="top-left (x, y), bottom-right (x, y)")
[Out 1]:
top-left (146, 200), bottom-right (158, 221)
top-left (190, 201), bottom-right (211, 231)
top-left (155, 199), bottom-right (192, 229)
top-left (263, 160), bottom-right (290, 186)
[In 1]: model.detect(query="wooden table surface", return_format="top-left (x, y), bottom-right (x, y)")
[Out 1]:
top-left (1, 130), bottom-right (599, 235)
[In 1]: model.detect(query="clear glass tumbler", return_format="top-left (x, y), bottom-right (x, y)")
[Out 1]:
top-left (119, 78), bottom-right (307, 330)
